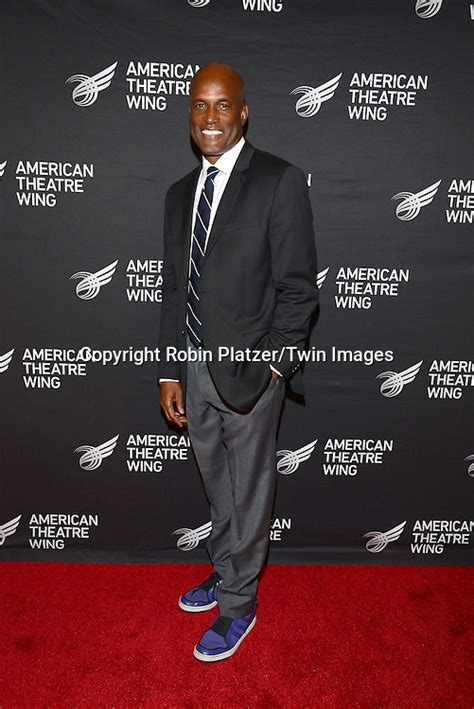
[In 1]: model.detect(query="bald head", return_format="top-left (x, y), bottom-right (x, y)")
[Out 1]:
top-left (188, 63), bottom-right (248, 164)
top-left (190, 63), bottom-right (245, 105)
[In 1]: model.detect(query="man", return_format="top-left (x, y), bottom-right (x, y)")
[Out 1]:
top-left (158, 63), bottom-right (318, 662)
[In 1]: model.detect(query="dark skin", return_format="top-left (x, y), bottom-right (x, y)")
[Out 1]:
top-left (160, 63), bottom-right (279, 428)
top-left (188, 63), bottom-right (248, 164)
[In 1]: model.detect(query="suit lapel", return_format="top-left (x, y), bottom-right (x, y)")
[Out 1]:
top-left (203, 141), bottom-right (255, 264)
top-left (178, 167), bottom-right (200, 284)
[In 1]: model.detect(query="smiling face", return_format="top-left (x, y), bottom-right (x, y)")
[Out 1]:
top-left (189, 64), bottom-right (248, 164)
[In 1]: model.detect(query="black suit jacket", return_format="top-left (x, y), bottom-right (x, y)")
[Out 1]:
top-left (158, 141), bottom-right (318, 413)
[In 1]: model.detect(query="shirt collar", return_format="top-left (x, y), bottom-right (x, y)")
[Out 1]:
top-left (202, 136), bottom-right (246, 176)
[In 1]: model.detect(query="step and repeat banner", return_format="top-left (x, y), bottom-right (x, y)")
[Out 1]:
top-left (1, 0), bottom-right (473, 565)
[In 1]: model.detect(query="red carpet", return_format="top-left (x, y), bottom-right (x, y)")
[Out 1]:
top-left (0, 563), bottom-right (472, 708)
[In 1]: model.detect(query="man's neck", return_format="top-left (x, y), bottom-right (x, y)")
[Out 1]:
top-left (201, 137), bottom-right (246, 174)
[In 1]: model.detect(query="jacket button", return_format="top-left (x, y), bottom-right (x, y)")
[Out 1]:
top-left (180, 330), bottom-right (185, 335)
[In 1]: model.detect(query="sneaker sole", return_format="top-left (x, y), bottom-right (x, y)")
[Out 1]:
top-left (193, 616), bottom-right (256, 662)
top-left (178, 596), bottom-right (218, 613)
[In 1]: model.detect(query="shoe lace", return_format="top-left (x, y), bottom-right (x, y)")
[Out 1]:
top-left (211, 615), bottom-right (233, 637)
top-left (199, 572), bottom-right (222, 593)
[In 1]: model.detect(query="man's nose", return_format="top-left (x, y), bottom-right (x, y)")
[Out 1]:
top-left (204, 107), bottom-right (219, 123)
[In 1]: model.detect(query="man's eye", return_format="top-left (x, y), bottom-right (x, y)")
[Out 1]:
top-left (219, 103), bottom-right (230, 110)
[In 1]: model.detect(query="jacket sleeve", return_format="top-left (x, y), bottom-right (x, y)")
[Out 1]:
top-left (157, 190), bottom-right (181, 383)
top-left (266, 165), bottom-right (318, 378)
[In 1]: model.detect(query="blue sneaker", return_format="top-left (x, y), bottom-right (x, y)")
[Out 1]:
top-left (178, 571), bottom-right (223, 613)
top-left (193, 602), bottom-right (257, 662)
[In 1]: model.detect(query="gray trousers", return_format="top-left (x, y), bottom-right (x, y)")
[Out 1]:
top-left (186, 347), bottom-right (285, 618)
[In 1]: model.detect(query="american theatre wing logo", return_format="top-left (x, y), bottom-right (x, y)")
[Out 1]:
top-left (0, 349), bottom-right (14, 374)
top-left (415, 0), bottom-right (443, 19)
top-left (70, 260), bottom-right (119, 300)
top-left (377, 360), bottom-right (423, 397)
top-left (66, 61), bottom-right (118, 107)
top-left (173, 521), bottom-right (212, 551)
top-left (316, 267), bottom-right (330, 289)
top-left (75, 435), bottom-right (120, 470)
top-left (0, 515), bottom-right (22, 546)
top-left (0, 160), bottom-right (7, 179)
top-left (277, 439), bottom-right (318, 475)
top-left (290, 73), bottom-right (343, 118)
top-left (392, 180), bottom-right (441, 221)
top-left (363, 521), bottom-right (406, 553)
top-left (188, 0), bottom-right (210, 6)
top-left (465, 455), bottom-right (474, 477)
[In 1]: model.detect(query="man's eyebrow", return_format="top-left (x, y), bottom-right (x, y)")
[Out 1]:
top-left (190, 96), bottom-right (233, 103)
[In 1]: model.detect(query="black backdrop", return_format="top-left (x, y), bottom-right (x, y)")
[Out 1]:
top-left (1, 0), bottom-right (473, 565)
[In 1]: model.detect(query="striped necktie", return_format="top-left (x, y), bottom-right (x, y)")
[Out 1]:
top-left (186, 165), bottom-right (219, 348)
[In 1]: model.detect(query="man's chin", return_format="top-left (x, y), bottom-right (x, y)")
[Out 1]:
top-left (197, 139), bottom-right (226, 156)
top-left (203, 149), bottom-right (225, 158)
top-left (202, 141), bottom-right (242, 158)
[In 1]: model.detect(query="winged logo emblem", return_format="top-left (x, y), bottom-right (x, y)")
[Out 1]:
top-left (392, 180), bottom-right (441, 221)
top-left (173, 521), bottom-right (212, 551)
top-left (377, 360), bottom-right (423, 397)
top-left (0, 515), bottom-right (22, 546)
top-left (277, 439), bottom-right (318, 475)
top-left (316, 267), bottom-right (330, 289)
top-left (290, 73), bottom-right (343, 118)
top-left (363, 521), bottom-right (406, 553)
top-left (465, 455), bottom-right (474, 477)
top-left (0, 349), bottom-right (14, 374)
top-left (70, 260), bottom-right (119, 300)
top-left (75, 435), bottom-right (120, 470)
top-left (66, 61), bottom-right (118, 107)
top-left (415, 0), bottom-right (443, 19)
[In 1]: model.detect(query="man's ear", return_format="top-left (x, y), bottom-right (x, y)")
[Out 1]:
top-left (241, 104), bottom-right (249, 125)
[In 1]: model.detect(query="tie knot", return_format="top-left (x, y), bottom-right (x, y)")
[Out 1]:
top-left (206, 166), bottom-right (219, 180)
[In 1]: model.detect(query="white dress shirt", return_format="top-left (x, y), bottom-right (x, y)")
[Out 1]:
top-left (160, 137), bottom-right (282, 381)
top-left (190, 136), bottom-right (246, 277)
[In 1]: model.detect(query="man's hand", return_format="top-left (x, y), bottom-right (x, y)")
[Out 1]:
top-left (271, 371), bottom-right (281, 381)
top-left (160, 381), bottom-right (187, 428)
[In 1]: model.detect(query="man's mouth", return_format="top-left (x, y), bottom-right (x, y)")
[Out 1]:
top-left (201, 129), bottom-right (224, 137)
